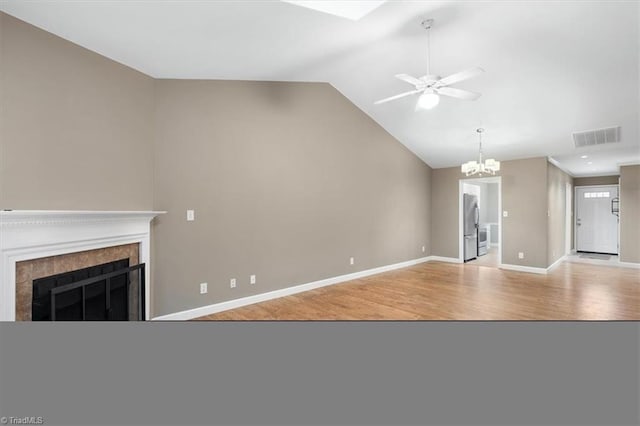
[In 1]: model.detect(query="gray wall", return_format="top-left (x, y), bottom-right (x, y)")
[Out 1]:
top-left (574, 175), bottom-right (619, 186)
top-left (430, 167), bottom-right (462, 259)
top-left (547, 162), bottom-right (573, 266)
top-left (619, 165), bottom-right (640, 263)
top-left (0, 12), bottom-right (154, 210)
top-left (431, 157), bottom-right (549, 268)
top-left (501, 158), bottom-right (549, 268)
top-left (152, 80), bottom-right (432, 316)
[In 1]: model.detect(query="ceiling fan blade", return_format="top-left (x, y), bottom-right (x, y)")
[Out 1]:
top-left (435, 67), bottom-right (485, 87)
top-left (395, 74), bottom-right (423, 86)
top-left (374, 89), bottom-right (422, 105)
top-left (436, 87), bottom-right (482, 101)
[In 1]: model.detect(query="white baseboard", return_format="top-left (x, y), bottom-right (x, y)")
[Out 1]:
top-left (499, 263), bottom-right (548, 275)
top-left (152, 256), bottom-right (431, 321)
top-left (546, 255), bottom-right (567, 272)
top-left (616, 261), bottom-right (640, 269)
top-left (428, 256), bottom-right (463, 264)
top-left (565, 254), bottom-right (640, 269)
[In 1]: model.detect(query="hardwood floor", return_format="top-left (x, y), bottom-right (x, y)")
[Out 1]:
top-left (466, 247), bottom-right (498, 267)
top-left (196, 261), bottom-right (640, 321)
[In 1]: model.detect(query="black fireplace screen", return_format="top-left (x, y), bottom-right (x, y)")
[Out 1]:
top-left (32, 259), bottom-right (145, 321)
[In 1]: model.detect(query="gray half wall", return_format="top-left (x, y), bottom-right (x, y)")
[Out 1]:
top-left (152, 80), bottom-right (432, 317)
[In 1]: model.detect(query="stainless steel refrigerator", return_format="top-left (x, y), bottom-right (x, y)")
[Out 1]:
top-left (463, 193), bottom-right (479, 261)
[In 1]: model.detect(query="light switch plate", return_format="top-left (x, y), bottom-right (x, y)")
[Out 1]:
top-left (503, 211), bottom-right (509, 217)
top-left (187, 210), bottom-right (195, 221)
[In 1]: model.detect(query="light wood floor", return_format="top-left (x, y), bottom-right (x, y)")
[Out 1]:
top-left (196, 261), bottom-right (640, 321)
top-left (467, 247), bottom-right (499, 267)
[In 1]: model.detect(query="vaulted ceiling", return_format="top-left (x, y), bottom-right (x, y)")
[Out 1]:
top-left (2, 0), bottom-right (638, 176)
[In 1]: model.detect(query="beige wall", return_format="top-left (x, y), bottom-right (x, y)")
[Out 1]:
top-left (431, 157), bottom-right (549, 268)
top-left (0, 13), bottom-right (154, 210)
top-left (574, 176), bottom-right (619, 186)
top-left (619, 165), bottom-right (640, 263)
top-left (501, 158), bottom-right (549, 268)
top-left (547, 162), bottom-right (573, 266)
top-left (152, 80), bottom-right (432, 316)
top-left (430, 167), bottom-right (461, 259)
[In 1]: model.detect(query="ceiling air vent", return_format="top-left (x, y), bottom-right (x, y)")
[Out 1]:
top-left (573, 126), bottom-right (621, 148)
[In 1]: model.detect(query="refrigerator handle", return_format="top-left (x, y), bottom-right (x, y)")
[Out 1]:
top-left (475, 207), bottom-right (480, 228)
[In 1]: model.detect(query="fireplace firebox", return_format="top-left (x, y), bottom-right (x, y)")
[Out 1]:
top-left (32, 259), bottom-right (145, 321)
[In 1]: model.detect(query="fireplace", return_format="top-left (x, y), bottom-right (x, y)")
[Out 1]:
top-left (0, 210), bottom-right (164, 321)
top-left (31, 258), bottom-right (146, 321)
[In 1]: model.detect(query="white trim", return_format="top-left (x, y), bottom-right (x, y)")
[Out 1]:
top-left (547, 157), bottom-right (575, 177)
top-left (458, 176), bottom-right (502, 265)
top-left (428, 256), bottom-right (463, 264)
top-left (500, 257), bottom-right (566, 275)
top-left (617, 261), bottom-right (640, 269)
top-left (153, 256), bottom-right (433, 321)
top-left (565, 182), bottom-right (572, 256)
top-left (566, 255), bottom-right (640, 270)
top-left (617, 161), bottom-right (640, 167)
top-left (459, 180), bottom-right (464, 262)
top-left (499, 263), bottom-right (548, 275)
top-left (574, 185), bottom-right (619, 254)
top-left (573, 172), bottom-right (622, 178)
top-left (0, 210), bottom-right (165, 321)
top-left (574, 184), bottom-right (620, 189)
top-left (547, 255), bottom-right (566, 272)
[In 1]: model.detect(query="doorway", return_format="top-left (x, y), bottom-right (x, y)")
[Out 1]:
top-left (575, 185), bottom-right (619, 254)
top-left (458, 176), bottom-right (502, 267)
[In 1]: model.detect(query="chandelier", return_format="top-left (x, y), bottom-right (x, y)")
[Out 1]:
top-left (461, 128), bottom-right (500, 176)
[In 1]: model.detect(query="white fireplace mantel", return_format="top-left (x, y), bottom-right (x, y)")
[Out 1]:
top-left (0, 210), bottom-right (165, 321)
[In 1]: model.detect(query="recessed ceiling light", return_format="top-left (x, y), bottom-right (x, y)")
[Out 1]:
top-left (581, 155), bottom-right (588, 159)
top-left (282, 1), bottom-right (386, 20)
top-left (588, 161), bottom-right (593, 165)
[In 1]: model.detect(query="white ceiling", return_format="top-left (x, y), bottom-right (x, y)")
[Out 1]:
top-left (2, 0), bottom-right (639, 176)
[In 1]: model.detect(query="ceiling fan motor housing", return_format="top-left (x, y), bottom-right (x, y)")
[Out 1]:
top-left (420, 75), bottom-right (441, 86)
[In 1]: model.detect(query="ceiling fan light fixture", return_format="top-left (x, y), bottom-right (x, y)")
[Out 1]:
top-left (373, 19), bottom-right (484, 107)
top-left (417, 91), bottom-right (440, 110)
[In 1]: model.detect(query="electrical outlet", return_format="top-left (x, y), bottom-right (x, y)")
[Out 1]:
top-left (421, 246), bottom-right (426, 253)
top-left (199, 283), bottom-right (207, 294)
top-left (187, 210), bottom-right (195, 221)
top-left (349, 257), bottom-right (355, 265)
top-left (230, 278), bottom-right (236, 288)
top-left (503, 211), bottom-right (509, 217)
top-left (518, 252), bottom-right (524, 259)
top-left (250, 275), bottom-right (256, 285)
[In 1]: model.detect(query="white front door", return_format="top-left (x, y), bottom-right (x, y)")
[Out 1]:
top-left (575, 185), bottom-right (619, 254)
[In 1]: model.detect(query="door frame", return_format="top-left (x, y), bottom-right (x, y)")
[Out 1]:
top-left (458, 176), bottom-right (502, 265)
top-left (573, 184), bottom-right (619, 254)
top-left (565, 182), bottom-right (572, 255)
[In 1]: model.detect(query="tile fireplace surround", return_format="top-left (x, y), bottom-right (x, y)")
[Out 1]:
top-left (0, 210), bottom-right (165, 321)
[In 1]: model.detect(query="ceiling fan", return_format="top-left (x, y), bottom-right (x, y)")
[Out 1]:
top-left (374, 19), bottom-right (484, 110)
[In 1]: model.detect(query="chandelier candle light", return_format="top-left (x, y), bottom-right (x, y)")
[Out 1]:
top-left (461, 128), bottom-right (500, 176)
